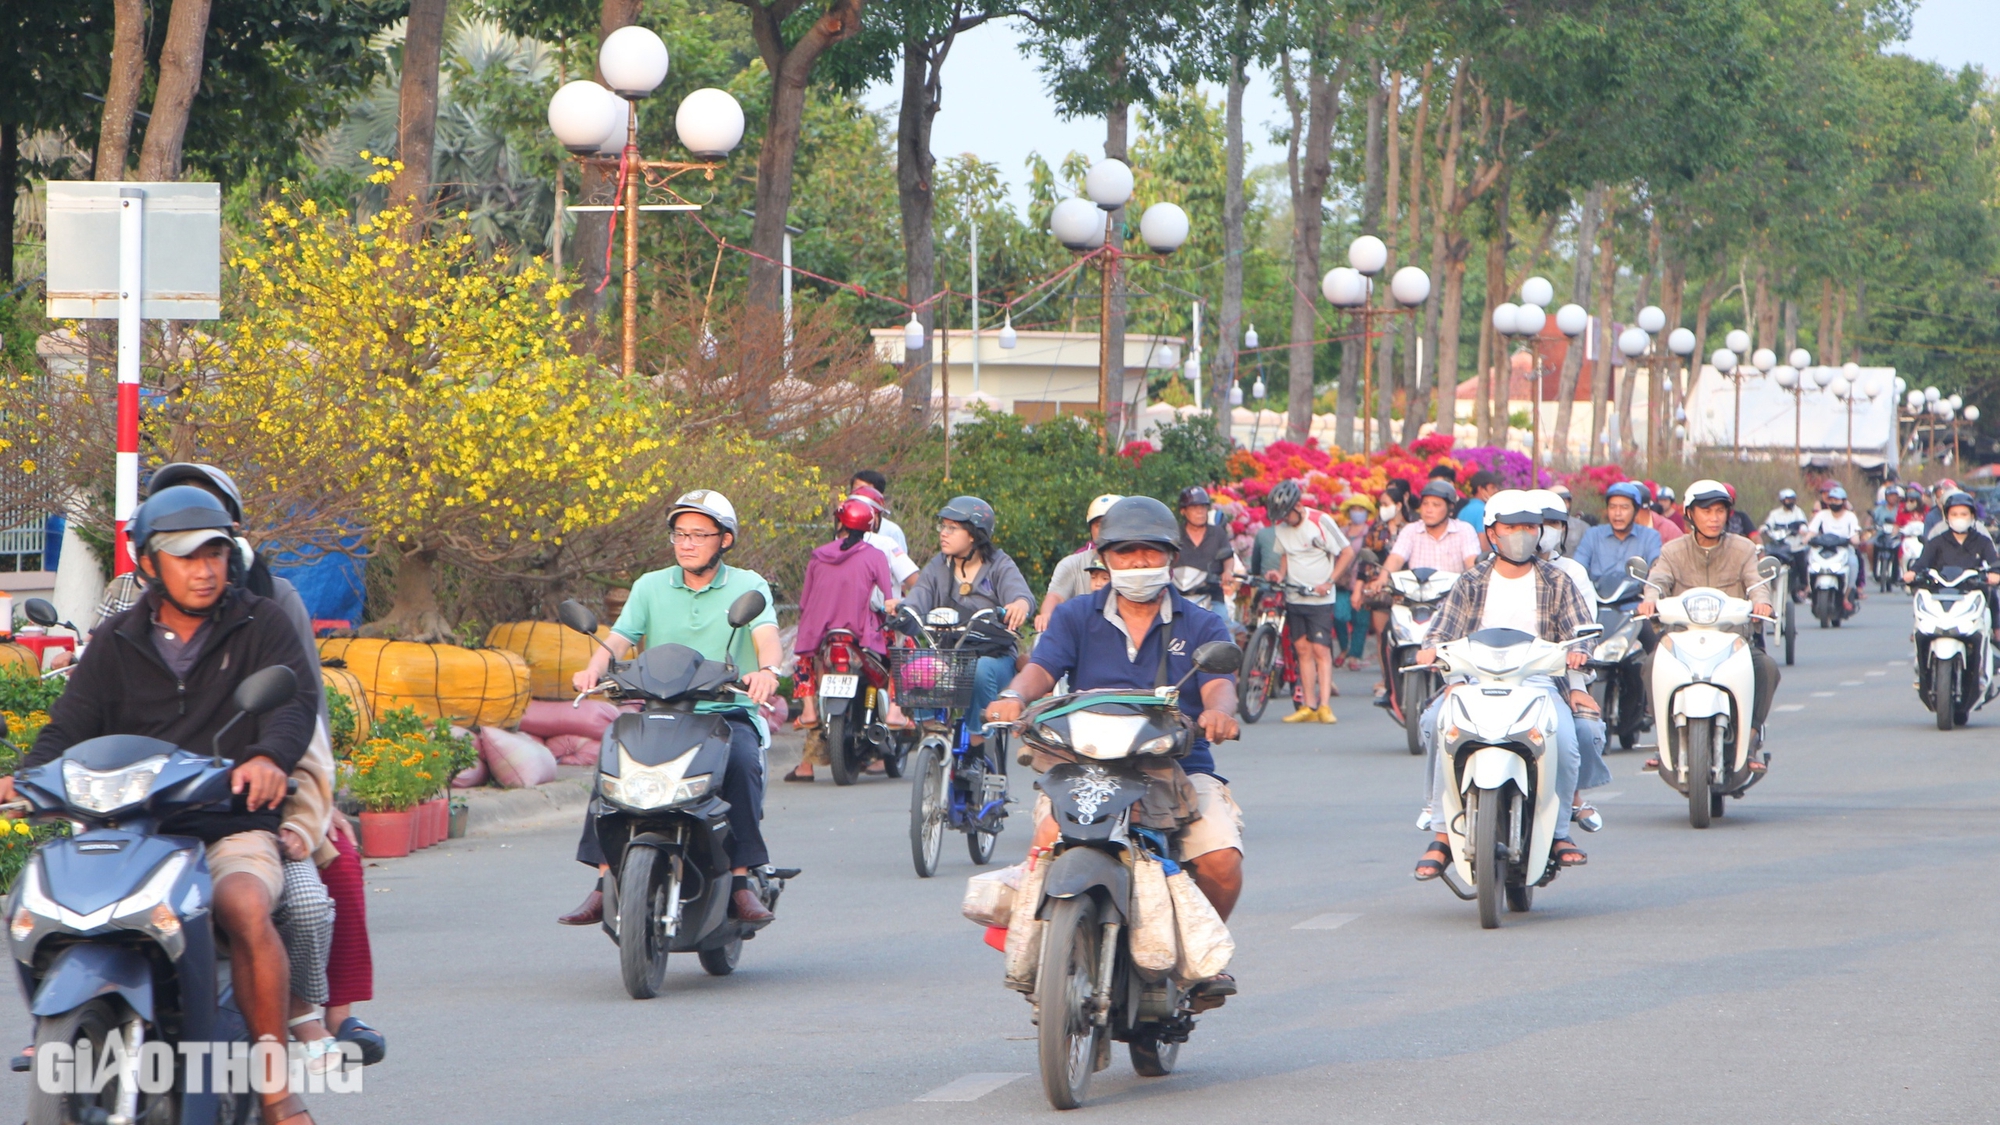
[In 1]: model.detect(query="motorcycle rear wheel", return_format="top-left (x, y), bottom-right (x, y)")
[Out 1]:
top-left (1239, 626), bottom-right (1277, 723)
top-left (1401, 670), bottom-right (1430, 756)
top-left (826, 713), bottom-right (859, 787)
top-left (1814, 589), bottom-right (1835, 628)
top-left (1686, 721), bottom-right (1714, 829)
top-left (1037, 895), bottom-right (1105, 1110)
top-left (909, 742), bottom-right (947, 877)
top-left (26, 999), bottom-right (123, 1125)
top-left (1936, 658), bottom-right (1959, 732)
top-left (1130, 1035), bottom-right (1180, 1077)
top-left (617, 846), bottom-right (670, 999)
top-left (1471, 787), bottom-right (1506, 930)
top-left (698, 937), bottom-right (742, 976)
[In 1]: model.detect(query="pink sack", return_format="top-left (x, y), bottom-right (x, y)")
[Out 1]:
top-left (450, 756), bottom-right (488, 788)
top-left (478, 726), bottom-right (557, 789)
top-left (518, 699), bottom-right (619, 742)
top-left (546, 733), bottom-right (601, 766)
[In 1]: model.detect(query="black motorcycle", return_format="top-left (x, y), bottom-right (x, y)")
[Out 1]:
top-left (557, 595), bottom-right (797, 1000)
top-left (1000, 641), bottom-right (1240, 1110)
top-left (1586, 572), bottom-right (1651, 751)
top-left (6, 661), bottom-right (302, 1125)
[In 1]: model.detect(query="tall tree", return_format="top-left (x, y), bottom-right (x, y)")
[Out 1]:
top-left (1273, 6), bottom-right (1351, 443)
top-left (96, 0), bottom-right (146, 180)
top-left (1210, 6), bottom-right (1250, 434)
top-left (389, 0), bottom-right (453, 210)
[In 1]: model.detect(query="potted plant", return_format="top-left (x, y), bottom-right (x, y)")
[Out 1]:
top-left (344, 740), bottom-right (423, 858)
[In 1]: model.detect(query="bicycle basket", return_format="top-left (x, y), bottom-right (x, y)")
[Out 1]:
top-left (890, 648), bottom-right (982, 710)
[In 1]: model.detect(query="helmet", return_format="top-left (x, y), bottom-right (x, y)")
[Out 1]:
top-left (1486, 489), bottom-right (1544, 527)
top-left (1605, 481), bottom-right (1647, 507)
top-left (1778, 488), bottom-right (1797, 502)
top-left (1086, 494), bottom-right (1124, 523)
top-left (1266, 480), bottom-right (1303, 522)
top-left (668, 489), bottom-right (740, 538)
top-left (835, 498), bottom-right (876, 532)
top-left (1943, 491), bottom-right (1977, 514)
top-left (1176, 486), bottom-right (1213, 509)
top-left (1937, 478), bottom-right (1958, 492)
top-left (1826, 485), bottom-right (1848, 502)
top-left (1340, 495), bottom-right (1374, 514)
top-left (849, 482), bottom-right (890, 516)
top-left (1524, 487), bottom-right (1566, 522)
top-left (1656, 485), bottom-right (1677, 503)
top-left (130, 485), bottom-right (236, 559)
top-left (1096, 496), bottom-right (1181, 553)
top-left (939, 495), bottom-right (996, 539)
top-left (150, 463), bottom-right (244, 524)
top-left (1685, 478), bottom-right (1733, 509)
top-left (1418, 480), bottom-right (1458, 504)
top-left (1083, 549), bottom-right (1108, 573)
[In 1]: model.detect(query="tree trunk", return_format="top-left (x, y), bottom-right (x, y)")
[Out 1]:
top-left (571, 0), bottom-right (645, 317)
top-left (897, 38), bottom-right (939, 416)
top-left (360, 547), bottom-right (453, 643)
top-left (742, 0), bottom-right (865, 313)
top-left (388, 0), bottom-right (450, 212)
top-left (1817, 278), bottom-right (1833, 366)
top-left (1587, 204), bottom-right (1617, 463)
top-left (1105, 100), bottom-right (1132, 443)
top-left (1422, 66), bottom-right (1465, 446)
top-left (0, 123), bottom-right (15, 284)
top-left (1851, 279), bottom-right (1866, 364)
top-left (1282, 51), bottom-right (1341, 444)
top-left (1551, 183), bottom-right (1602, 464)
top-left (1691, 273), bottom-right (1719, 408)
top-left (94, 0), bottom-right (146, 181)
top-left (136, 0), bottom-right (214, 181)
top-left (1753, 263), bottom-right (1777, 354)
top-left (1830, 285), bottom-right (1845, 365)
top-left (1436, 253), bottom-right (1467, 439)
top-left (1400, 64), bottom-right (1431, 443)
top-left (1214, 43), bottom-right (1247, 437)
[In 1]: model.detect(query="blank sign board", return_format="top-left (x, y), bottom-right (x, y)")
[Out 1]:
top-left (45, 182), bottom-right (220, 320)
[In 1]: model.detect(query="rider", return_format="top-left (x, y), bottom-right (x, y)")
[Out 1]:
top-left (1903, 492), bottom-right (2000, 590)
top-left (902, 495), bottom-right (1034, 754)
top-left (1637, 479), bottom-right (1781, 774)
top-left (849, 471), bottom-right (907, 553)
top-left (1411, 490), bottom-right (1596, 879)
top-left (1574, 481), bottom-right (1664, 589)
top-left (1173, 487), bottom-right (1236, 611)
top-left (786, 497), bottom-right (900, 783)
top-left (1760, 488), bottom-right (1810, 601)
top-left (1529, 488), bottom-right (1610, 833)
top-left (561, 490), bottom-right (785, 927)
top-left (1262, 479), bottom-right (1354, 724)
top-left (985, 496), bottom-right (1243, 1004)
top-left (1035, 494), bottom-right (1121, 631)
top-left (848, 482), bottom-right (919, 593)
top-left (2, 487), bottom-right (321, 1125)
top-left (1806, 485), bottom-right (1866, 611)
top-left (1366, 479), bottom-right (1480, 707)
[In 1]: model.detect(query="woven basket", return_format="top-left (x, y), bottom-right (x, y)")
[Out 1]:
top-left (316, 638), bottom-right (530, 728)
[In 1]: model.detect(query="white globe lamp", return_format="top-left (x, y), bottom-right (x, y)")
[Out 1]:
top-left (1049, 198), bottom-right (1104, 249)
top-left (1138, 202), bottom-right (1189, 254)
top-left (1712, 348), bottom-right (1738, 375)
top-left (1084, 159), bottom-right (1134, 210)
top-left (1555, 303), bottom-right (1589, 337)
top-left (1668, 327), bottom-right (1697, 356)
top-left (1348, 235), bottom-right (1388, 276)
top-left (1789, 348), bottom-right (1813, 369)
top-left (548, 81), bottom-right (624, 153)
top-left (1774, 365), bottom-right (1798, 389)
top-left (1491, 302), bottom-right (1521, 336)
top-left (675, 88), bottom-right (745, 158)
top-left (1618, 327), bottom-right (1651, 357)
top-left (599, 26), bottom-right (670, 98)
top-left (1725, 329), bottom-right (1751, 354)
top-left (1519, 276), bottom-right (1554, 309)
top-left (1389, 266), bottom-right (1431, 307)
top-left (1514, 304), bottom-right (1547, 336)
top-left (1636, 305), bottom-right (1666, 334)
top-left (1323, 267), bottom-right (1370, 308)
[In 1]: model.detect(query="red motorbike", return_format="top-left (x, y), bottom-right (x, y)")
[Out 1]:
top-left (801, 629), bottom-right (907, 785)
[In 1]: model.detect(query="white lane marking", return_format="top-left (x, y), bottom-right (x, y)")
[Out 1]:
top-left (1840, 680), bottom-right (1863, 686)
top-left (1887, 660), bottom-right (1904, 665)
top-left (1293, 912), bottom-right (1362, 931)
top-left (1775, 704), bottom-right (1805, 712)
top-left (1590, 790), bottom-right (1624, 801)
top-left (915, 1074), bottom-right (1029, 1102)
top-left (1864, 670), bottom-right (1886, 677)
top-left (1811, 691), bottom-right (1837, 697)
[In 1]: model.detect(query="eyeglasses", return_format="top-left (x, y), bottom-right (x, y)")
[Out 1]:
top-left (669, 530), bottom-right (722, 544)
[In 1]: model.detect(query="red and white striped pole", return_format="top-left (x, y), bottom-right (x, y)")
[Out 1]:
top-left (113, 188), bottom-right (143, 575)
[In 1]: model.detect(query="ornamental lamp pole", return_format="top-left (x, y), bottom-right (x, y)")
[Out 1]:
top-left (1555, 302), bottom-right (1590, 464)
top-left (1327, 240), bottom-right (1429, 457)
top-left (1667, 327), bottom-right (1698, 461)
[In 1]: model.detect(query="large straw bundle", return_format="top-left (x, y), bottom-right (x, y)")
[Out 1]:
top-left (316, 638), bottom-right (530, 728)
top-left (484, 621), bottom-right (610, 700)
top-left (320, 663), bottom-right (374, 739)
top-left (0, 644), bottom-right (38, 672)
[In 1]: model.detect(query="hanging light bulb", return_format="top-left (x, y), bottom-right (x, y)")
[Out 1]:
top-left (1252, 375), bottom-right (1267, 400)
top-left (904, 312), bottom-right (925, 355)
top-left (1244, 323), bottom-right (1259, 350)
top-left (997, 311), bottom-right (1017, 350)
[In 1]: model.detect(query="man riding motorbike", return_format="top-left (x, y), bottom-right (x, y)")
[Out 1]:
top-left (786, 498), bottom-right (901, 782)
top-left (1575, 482), bottom-right (1664, 589)
top-left (1035, 494), bottom-right (1122, 631)
top-left (1174, 486), bottom-right (1236, 611)
top-left (561, 490), bottom-right (786, 927)
top-left (986, 496), bottom-right (1242, 1005)
top-left (1806, 485), bottom-right (1866, 611)
top-left (1365, 479), bottom-right (1479, 710)
top-left (1, 487), bottom-right (322, 1125)
top-left (1760, 488), bottom-right (1809, 601)
top-left (1903, 492), bottom-right (2000, 602)
top-left (1637, 479), bottom-right (1781, 775)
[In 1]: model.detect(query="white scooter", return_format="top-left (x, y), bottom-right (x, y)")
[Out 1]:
top-left (1806, 532), bottom-right (1857, 627)
top-left (1386, 568), bottom-right (1459, 755)
top-left (1911, 566), bottom-right (1998, 731)
top-left (1427, 623), bottom-right (1601, 929)
top-left (1630, 555), bottom-right (1782, 828)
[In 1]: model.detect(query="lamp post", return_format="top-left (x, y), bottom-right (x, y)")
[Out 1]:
top-left (1325, 237), bottom-right (1429, 456)
top-left (1711, 344), bottom-right (1740, 459)
top-left (1492, 282), bottom-right (1551, 477)
top-left (547, 28), bottom-right (744, 377)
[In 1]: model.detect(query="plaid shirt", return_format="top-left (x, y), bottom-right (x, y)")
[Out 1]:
top-left (1426, 555), bottom-right (1594, 648)
top-left (93, 570), bottom-right (145, 630)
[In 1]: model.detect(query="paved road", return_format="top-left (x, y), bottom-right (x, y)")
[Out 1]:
top-left (5, 593), bottom-right (1997, 1123)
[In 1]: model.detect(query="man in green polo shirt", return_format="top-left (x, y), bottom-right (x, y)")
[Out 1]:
top-left (558, 490), bottom-right (787, 926)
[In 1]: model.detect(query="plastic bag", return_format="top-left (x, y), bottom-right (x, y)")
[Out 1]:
top-left (963, 862), bottom-right (1026, 927)
top-left (1167, 869), bottom-right (1234, 983)
top-left (1002, 854), bottom-right (1050, 994)
top-left (1128, 852), bottom-right (1177, 977)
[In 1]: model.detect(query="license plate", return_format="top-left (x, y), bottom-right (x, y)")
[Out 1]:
top-left (820, 674), bottom-right (859, 699)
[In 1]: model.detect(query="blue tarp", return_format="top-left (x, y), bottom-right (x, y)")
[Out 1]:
top-left (42, 516), bottom-right (62, 572)
top-left (270, 550), bottom-right (366, 628)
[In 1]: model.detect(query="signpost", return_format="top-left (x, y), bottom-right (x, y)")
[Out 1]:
top-left (45, 182), bottom-right (221, 572)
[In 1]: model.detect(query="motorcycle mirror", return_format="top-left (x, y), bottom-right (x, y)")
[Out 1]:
top-left (1755, 556), bottom-right (1784, 585)
top-left (557, 598), bottom-right (599, 637)
top-left (235, 665), bottom-right (300, 716)
top-left (726, 591), bottom-right (768, 630)
top-left (21, 598), bottom-right (58, 628)
top-left (1624, 557), bottom-right (1651, 583)
top-left (1570, 624), bottom-right (1604, 642)
top-left (1192, 641), bottom-right (1243, 674)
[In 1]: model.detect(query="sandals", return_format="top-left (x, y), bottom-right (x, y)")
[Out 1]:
top-left (1552, 841), bottom-right (1588, 867)
top-left (287, 1009), bottom-right (342, 1076)
top-left (1413, 840), bottom-right (1451, 881)
top-left (263, 1092), bottom-right (314, 1125)
top-left (334, 1016), bottom-right (386, 1067)
top-left (1190, 971), bottom-right (1236, 1011)
top-left (782, 766), bottom-right (814, 782)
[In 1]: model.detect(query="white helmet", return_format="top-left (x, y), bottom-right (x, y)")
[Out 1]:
top-left (1523, 488), bottom-right (1567, 522)
top-left (1484, 489), bottom-right (1543, 528)
top-left (668, 489), bottom-right (739, 538)
top-left (1087, 493), bottom-right (1123, 523)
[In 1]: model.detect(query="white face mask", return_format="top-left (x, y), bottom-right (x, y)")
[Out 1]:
top-left (1538, 524), bottom-right (1566, 558)
top-left (1949, 514), bottom-right (1975, 534)
top-left (1495, 528), bottom-right (1541, 564)
top-left (1109, 566), bottom-right (1171, 603)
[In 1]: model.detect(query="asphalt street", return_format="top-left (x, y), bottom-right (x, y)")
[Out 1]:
top-left (3, 591), bottom-right (1996, 1123)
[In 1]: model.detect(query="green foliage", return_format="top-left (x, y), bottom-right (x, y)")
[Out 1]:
top-left (0, 667), bottom-right (64, 720)
top-left (325, 688), bottom-right (361, 760)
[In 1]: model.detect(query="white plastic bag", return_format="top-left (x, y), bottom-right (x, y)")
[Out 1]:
top-left (962, 862), bottom-right (1025, 927)
top-left (1002, 855), bottom-right (1050, 994)
top-left (1167, 869), bottom-right (1234, 983)
top-left (1128, 852), bottom-right (1177, 977)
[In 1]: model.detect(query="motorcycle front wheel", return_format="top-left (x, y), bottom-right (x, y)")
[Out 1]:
top-left (1470, 786), bottom-right (1506, 930)
top-left (617, 846), bottom-right (670, 999)
top-left (1401, 670), bottom-right (1430, 756)
top-left (909, 741), bottom-right (947, 877)
top-left (1686, 720), bottom-right (1714, 829)
top-left (1037, 895), bottom-right (1106, 1109)
top-left (1935, 657), bottom-right (1960, 731)
top-left (27, 999), bottom-right (124, 1125)
top-left (1814, 589), bottom-right (1835, 628)
top-left (1239, 625), bottom-right (1277, 723)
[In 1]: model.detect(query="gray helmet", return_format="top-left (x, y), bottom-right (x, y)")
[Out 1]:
top-left (1266, 480), bottom-right (1303, 521)
top-left (1418, 480), bottom-right (1458, 504)
top-left (130, 485), bottom-right (236, 558)
top-left (1943, 491), bottom-right (1977, 515)
top-left (150, 462), bottom-right (244, 524)
top-left (938, 495), bottom-right (996, 539)
top-left (1096, 496), bottom-right (1181, 554)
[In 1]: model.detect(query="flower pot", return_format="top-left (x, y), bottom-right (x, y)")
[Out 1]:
top-left (359, 810), bottom-right (414, 858)
top-left (448, 801), bottom-right (468, 839)
top-left (408, 808), bottom-right (422, 850)
top-left (426, 797), bottom-right (448, 845)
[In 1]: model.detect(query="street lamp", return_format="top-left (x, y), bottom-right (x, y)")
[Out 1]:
top-left (1324, 238), bottom-right (1429, 456)
top-left (1712, 345), bottom-right (1741, 459)
top-left (1616, 324), bottom-right (1651, 461)
top-left (546, 27), bottom-right (744, 377)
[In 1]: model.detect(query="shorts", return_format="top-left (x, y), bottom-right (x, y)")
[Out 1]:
top-left (1285, 603), bottom-right (1336, 647)
top-left (206, 830), bottom-right (283, 900)
top-left (1029, 773), bottom-right (1243, 862)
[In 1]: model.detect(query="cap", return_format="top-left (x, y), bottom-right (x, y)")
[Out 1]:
top-left (150, 528), bottom-right (235, 557)
top-left (1418, 480), bottom-right (1458, 504)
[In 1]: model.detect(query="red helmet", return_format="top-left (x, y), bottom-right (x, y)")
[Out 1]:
top-left (849, 482), bottom-right (890, 516)
top-left (835, 498), bottom-right (877, 532)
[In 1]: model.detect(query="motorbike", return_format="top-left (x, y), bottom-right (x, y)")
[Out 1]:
top-left (1171, 566), bottom-right (1216, 611)
top-left (892, 606), bottom-right (1011, 878)
top-left (1910, 566), bottom-right (1998, 731)
top-left (1630, 555), bottom-right (1783, 828)
top-left (1900, 525), bottom-right (1927, 580)
top-left (1383, 568), bottom-right (1459, 755)
top-left (1872, 525), bottom-right (1900, 592)
top-left (803, 622), bottom-right (906, 786)
top-left (558, 595), bottom-right (796, 1000)
top-left (1762, 517), bottom-right (1807, 602)
top-left (1806, 531), bottom-right (1858, 627)
top-left (5, 658), bottom-right (303, 1125)
top-left (1586, 571), bottom-right (1651, 751)
top-left (996, 641), bottom-right (1242, 1109)
top-left (1425, 623), bottom-right (1602, 929)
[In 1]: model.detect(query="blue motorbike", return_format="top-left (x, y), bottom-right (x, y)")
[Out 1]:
top-left (892, 606), bottom-right (1010, 877)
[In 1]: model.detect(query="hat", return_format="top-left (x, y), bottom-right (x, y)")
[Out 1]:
top-left (150, 528), bottom-right (235, 557)
top-left (1486, 489), bottom-right (1545, 527)
top-left (1418, 480), bottom-right (1458, 504)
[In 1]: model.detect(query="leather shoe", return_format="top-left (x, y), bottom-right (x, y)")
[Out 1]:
top-left (730, 887), bottom-right (774, 923)
top-left (557, 889), bottom-right (603, 926)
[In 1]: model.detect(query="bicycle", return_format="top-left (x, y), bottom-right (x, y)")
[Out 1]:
top-left (1237, 576), bottom-right (1312, 723)
top-left (890, 605), bottom-right (1011, 878)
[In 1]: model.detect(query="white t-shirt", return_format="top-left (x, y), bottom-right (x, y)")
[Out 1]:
top-left (1806, 509), bottom-right (1860, 540)
top-left (1273, 510), bottom-right (1350, 605)
top-left (865, 530), bottom-right (919, 585)
top-left (1479, 569), bottom-right (1539, 634)
top-left (877, 516), bottom-right (910, 555)
top-left (1550, 555), bottom-right (1597, 615)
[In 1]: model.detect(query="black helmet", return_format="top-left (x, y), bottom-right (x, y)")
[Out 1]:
top-left (1097, 496), bottom-right (1181, 553)
top-left (1418, 480), bottom-right (1458, 504)
top-left (938, 495), bottom-right (996, 539)
top-left (130, 485), bottom-right (236, 559)
top-left (1266, 480), bottom-right (1302, 521)
top-left (1176, 486), bottom-right (1212, 509)
top-left (1943, 491), bottom-right (1977, 514)
top-left (150, 463), bottom-right (244, 524)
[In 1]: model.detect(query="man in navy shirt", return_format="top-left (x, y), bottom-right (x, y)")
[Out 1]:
top-left (987, 496), bottom-right (1243, 1001)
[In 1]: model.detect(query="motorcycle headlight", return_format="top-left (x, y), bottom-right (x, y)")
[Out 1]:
top-left (1067, 712), bottom-right (1148, 760)
top-left (112, 851), bottom-right (190, 957)
top-left (61, 756), bottom-right (168, 815)
top-left (600, 746), bottom-right (708, 811)
top-left (1134, 734), bottom-right (1179, 756)
top-left (1594, 637), bottom-right (1631, 663)
top-left (1683, 594), bottom-right (1723, 626)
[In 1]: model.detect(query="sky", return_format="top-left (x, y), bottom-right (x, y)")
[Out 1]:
top-left (861, 0), bottom-right (2000, 215)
